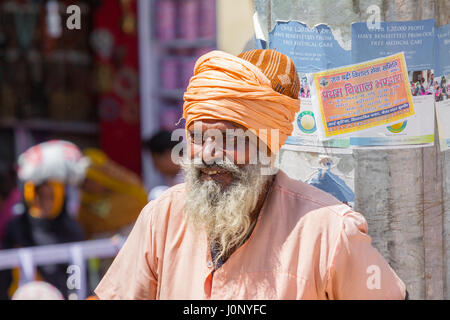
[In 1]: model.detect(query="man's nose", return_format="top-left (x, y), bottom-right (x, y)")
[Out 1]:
top-left (202, 137), bottom-right (223, 165)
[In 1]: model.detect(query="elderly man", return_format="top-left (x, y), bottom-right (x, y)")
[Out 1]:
top-left (95, 49), bottom-right (406, 300)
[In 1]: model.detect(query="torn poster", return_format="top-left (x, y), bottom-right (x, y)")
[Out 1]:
top-left (269, 20), bottom-right (351, 74)
top-left (350, 19), bottom-right (436, 147)
top-left (351, 19), bottom-right (435, 72)
top-left (436, 99), bottom-right (450, 152)
top-left (269, 20), bottom-right (351, 148)
top-left (434, 24), bottom-right (450, 77)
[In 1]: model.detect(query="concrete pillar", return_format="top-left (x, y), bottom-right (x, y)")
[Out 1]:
top-left (264, 0), bottom-right (449, 299)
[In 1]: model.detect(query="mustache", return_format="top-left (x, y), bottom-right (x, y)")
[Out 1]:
top-left (182, 158), bottom-right (244, 177)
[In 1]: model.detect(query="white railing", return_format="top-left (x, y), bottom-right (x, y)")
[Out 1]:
top-left (0, 236), bottom-right (126, 300)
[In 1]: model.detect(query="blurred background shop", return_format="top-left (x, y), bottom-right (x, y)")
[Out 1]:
top-left (0, 0), bottom-right (254, 299)
top-left (0, 0), bottom-right (255, 194)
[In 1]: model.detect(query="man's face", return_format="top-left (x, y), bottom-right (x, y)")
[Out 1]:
top-left (183, 120), bottom-right (275, 265)
top-left (32, 181), bottom-right (64, 219)
top-left (36, 183), bottom-right (55, 217)
top-left (186, 119), bottom-right (261, 187)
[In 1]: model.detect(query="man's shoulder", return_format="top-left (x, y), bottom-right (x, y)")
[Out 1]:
top-left (141, 183), bottom-right (187, 225)
top-left (146, 183), bottom-right (186, 205)
top-left (156, 183), bottom-right (186, 200)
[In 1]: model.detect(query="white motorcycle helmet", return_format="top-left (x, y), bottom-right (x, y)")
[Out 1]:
top-left (17, 140), bottom-right (90, 218)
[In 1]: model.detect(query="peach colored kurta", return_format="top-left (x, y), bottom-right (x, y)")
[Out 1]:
top-left (95, 170), bottom-right (406, 300)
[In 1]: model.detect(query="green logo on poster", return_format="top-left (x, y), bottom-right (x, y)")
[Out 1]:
top-left (387, 121), bottom-right (407, 133)
top-left (297, 111), bottom-right (317, 134)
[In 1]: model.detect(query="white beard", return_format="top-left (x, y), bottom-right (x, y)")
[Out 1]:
top-left (182, 159), bottom-right (273, 266)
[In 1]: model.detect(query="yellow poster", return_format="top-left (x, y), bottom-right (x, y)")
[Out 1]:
top-left (312, 52), bottom-right (414, 139)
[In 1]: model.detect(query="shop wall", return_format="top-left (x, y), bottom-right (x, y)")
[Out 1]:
top-left (217, 0), bottom-right (254, 55)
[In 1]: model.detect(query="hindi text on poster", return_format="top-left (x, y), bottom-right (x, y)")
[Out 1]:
top-left (312, 52), bottom-right (415, 139)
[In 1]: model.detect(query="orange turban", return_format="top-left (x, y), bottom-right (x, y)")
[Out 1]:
top-left (183, 50), bottom-right (300, 154)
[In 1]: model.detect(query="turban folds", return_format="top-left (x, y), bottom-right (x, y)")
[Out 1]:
top-left (182, 50), bottom-right (300, 153)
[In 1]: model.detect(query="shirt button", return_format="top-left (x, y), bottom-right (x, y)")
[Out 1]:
top-left (207, 261), bottom-right (214, 268)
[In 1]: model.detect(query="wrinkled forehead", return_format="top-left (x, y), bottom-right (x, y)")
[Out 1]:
top-left (186, 119), bottom-right (262, 143)
top-left (186, 119), bottom-right (272, 156)
top-left (187, 119), bottom-right (246, 132)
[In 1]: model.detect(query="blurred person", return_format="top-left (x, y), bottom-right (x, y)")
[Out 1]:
top-left (0, 140), bottom-right (90, 299)
top-left (143, 130), bottom-right (184, 200)
top-left (441, 75), bottom-right (448, 99)
top-left (414, 79), bottom-right (426, 96)
top-left (77, 148), bottom-right (148, 239)
top-left (95, 50), bottom-right (406, 300)
top-left (435, 85), bottom-right (443, 102)
top-left (410, 81), bottom-right (415, 95)
top-left (433, 81), bottom-right (439, 94)
top-left (425, 73), bottom-right (434, 92)
top-left (0, 166), bottom-right (20, 248)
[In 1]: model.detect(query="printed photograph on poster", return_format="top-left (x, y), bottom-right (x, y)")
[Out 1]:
top-left (436, 98), bottom-right (450, 152)
top-left (310, 52), bottom-right (415, 140)
top-left (408, 70), bottom-right (434, 96)
top-left (433, 74), bottom-right (449, 102)
top-left (299, 73), bottom-right (311, 98)
top-left (408, 70), bottom-right (449, 102)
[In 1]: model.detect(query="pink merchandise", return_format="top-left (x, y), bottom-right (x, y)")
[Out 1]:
top-left (195, 47), bottom-right (215, 57)
top-left (161, 58), bottom-right (179, 90)
top-left (0, 188), bottom-right (20, 246)
top-left (180, 57), bottom-right (197, 89)
top-left (156, 0), bottom-right (177, 41)
top-left (199, 0), bottom-right (216, 38)
top-left (160, 106), bottom-right (183, 130)
top-left (179, 0), bottom-right (199, 40)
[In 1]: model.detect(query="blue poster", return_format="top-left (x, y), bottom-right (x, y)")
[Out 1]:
top-left (435, 24), bottom-right (450, 76)
top-left (269, 21), bottom-right (351, 74)
top-left (351, 19), bottom-right (435, 71)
